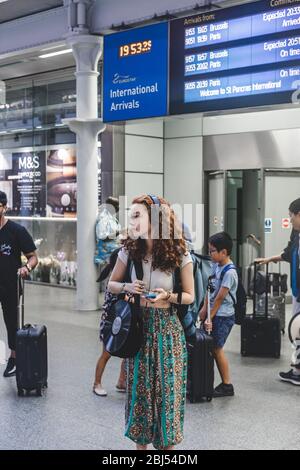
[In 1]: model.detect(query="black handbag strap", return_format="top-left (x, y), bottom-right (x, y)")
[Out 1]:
top-left (174, 267), bottom-right (183, 305)
top-left (133, 260), bottom-right (143, 281)
top-left (132, 259), bottom-right (143, 309)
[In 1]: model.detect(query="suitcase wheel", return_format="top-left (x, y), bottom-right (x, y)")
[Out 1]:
top-left (281, 329), bottom-right (285, 335)
top-left (44, 382), bottom-right (48, 389)
top-left (36, 387), bottom-right (43, 397)
top-left (241, 350), bottom-right (247, 357)
top-left (17, 388), bottom-right (24, 397)
top-left (206, 396), bottom-right (213, 403)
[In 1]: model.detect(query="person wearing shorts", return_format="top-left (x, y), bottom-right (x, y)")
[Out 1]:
top-left (200, 232), bottom-right (237, 398)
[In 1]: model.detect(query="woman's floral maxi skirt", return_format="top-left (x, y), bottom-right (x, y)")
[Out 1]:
top-left (125, 307), bottom-right (187, 449)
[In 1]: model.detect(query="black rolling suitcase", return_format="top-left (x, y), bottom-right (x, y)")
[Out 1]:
top-left (16, 276), bottom-right (48, 396)
top-left (186, 281), bottom-right (214, 403)
top-left (241, 262), bottom-right (281, 358)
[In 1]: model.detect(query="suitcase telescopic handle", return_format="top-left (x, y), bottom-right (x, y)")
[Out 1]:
top-left (17, 273), bottom-right (25, 329)
top-left (253, 261), bottom-right (257, 317)
top-left (269, 260), bottom-right (282, 296)
top-left (253, 261), bottom-right (269, 319)
top-left (206, 279), bottom-right (213, 335)
top-left (265, 262), bottom-right (269, 319)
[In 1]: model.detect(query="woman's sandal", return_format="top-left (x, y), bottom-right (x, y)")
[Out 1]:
top-left (93, 384), bottom-right (107, 397)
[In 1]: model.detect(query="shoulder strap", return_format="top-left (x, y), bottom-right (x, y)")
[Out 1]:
top-left (228, 291), bottom-right (236, 306)
top-left (220, 263), bottom-right (236, 281)
top-left (174, 267), bottom-right (182, 305)
top-left (219, 264), bottom-right (237, 305)
top-left (133, 260), bottom-right (143, 281)
top-left (123, 251), bottom-right (132, 283)
top-left (126, 258), bottom-right (143, 310)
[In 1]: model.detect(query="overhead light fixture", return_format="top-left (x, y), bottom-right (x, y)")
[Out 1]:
top-left (40, 44), bottom-right (66, 52)
top-left (39, 49), bottom-right (72, 59)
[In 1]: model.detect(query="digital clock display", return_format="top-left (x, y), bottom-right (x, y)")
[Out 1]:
top-left (119, 40), bottom-right (152, 58)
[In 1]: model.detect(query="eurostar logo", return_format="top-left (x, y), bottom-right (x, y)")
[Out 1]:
top-left (112, 73), bottom-right (137, 85)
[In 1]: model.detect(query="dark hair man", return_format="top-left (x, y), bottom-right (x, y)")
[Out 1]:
top-left (0, 191), bottom-right (38, 377)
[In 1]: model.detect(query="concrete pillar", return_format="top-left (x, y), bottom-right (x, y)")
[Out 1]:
top-left (64, 34), bottom-right (105, 311)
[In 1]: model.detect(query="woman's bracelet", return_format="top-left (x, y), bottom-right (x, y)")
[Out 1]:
top-left (120, 282), bottom-right (126, 294)
top-left (165, 290), bottom-right (172, 301)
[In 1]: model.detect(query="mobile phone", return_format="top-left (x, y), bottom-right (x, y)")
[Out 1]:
top-left (144, 293), bottom-right (156, 299)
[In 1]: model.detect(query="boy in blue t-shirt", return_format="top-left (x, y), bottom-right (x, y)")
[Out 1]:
top-left (200, 232), bottom-right (237, 398)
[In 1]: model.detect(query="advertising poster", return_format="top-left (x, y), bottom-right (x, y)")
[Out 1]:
top-left (0, 146), bottom-right (101, 219)
top-left (0, 150), bottom-right (46, 216)
top-left (46, 148), bottom-right (77, 218)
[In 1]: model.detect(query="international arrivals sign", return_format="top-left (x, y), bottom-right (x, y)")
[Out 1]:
top-left (102, 22), bottom-right (168, 122)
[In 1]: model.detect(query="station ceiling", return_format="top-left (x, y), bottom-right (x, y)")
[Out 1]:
top-left (0, 0), bottom-right (256, 80)
top-left (0, 0), bottom-right (63, 24)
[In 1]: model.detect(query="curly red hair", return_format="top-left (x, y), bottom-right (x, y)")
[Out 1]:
top-left (122, 195), bottom-right (187, 273)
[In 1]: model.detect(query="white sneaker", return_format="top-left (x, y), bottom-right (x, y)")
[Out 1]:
top-left (93, 385), bottom-right (107, 397)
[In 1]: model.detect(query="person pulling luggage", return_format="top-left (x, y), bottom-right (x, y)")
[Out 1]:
top-left (0, 191), bottom-right (38, 377)
top-left (256, 198), bottom-right (300, 385)
top-left (199, 232), bottom-right (237, 398)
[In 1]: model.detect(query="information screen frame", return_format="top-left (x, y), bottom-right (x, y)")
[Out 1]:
top-left (169, 0), bottom-right (300, 115)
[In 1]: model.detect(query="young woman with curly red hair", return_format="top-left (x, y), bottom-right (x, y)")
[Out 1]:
top-left (108, 195), bottom-right (194, 450)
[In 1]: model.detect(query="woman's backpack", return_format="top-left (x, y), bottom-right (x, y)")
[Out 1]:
top-left (174, 252), bottom-right (213, 339)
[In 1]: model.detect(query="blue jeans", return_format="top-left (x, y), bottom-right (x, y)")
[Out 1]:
top-left (212, 315), bottom-right (235, 349)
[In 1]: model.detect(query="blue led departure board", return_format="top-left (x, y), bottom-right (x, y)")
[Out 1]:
top-left (170, 0), bottom-right (300, 114)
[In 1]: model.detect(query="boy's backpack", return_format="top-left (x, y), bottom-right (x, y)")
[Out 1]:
top-left (219, 264), bottom-right (247, 326)
top-left (174, 252), bottom-right (213, 339)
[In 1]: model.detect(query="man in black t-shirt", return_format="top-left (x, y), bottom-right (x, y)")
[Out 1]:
top-left (0, 191), bottom-right (38, 377)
